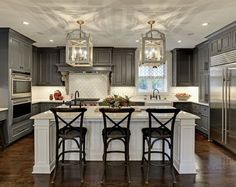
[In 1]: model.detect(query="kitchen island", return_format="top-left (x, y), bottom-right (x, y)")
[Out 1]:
top-left (31, 106), bottom-right (198, 175)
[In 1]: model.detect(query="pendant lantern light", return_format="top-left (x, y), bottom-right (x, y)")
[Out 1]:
top-left (66, 20), bottom-right (93, 66)
top-left (140, 20), bottom-right (166, 67)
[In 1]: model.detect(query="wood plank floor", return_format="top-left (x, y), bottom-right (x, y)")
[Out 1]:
top-left (1, 133), bottom-right (236, 187)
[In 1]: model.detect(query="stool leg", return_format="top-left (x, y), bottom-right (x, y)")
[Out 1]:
top-left (162, 139), bottom-right (165, 168)
top-left (82, 139), bottom-right (86, 164)
top-left (101, 136), bottom-right (107, 184)
top-left (145, 137), bottom-right (151, 184)
top-left (125, 137), bottom-right (131, 183)
top-left (51, 139), bottom-right (59, 183)
top-left (79, 138), bottom-right (84, 183)
top-left (141, 135), bottom-right (145, 166)
top-left (62, 140), bottom-right (65, 164)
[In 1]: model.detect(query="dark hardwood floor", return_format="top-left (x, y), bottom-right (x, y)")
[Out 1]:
top-left (1, 133), bottom-right (236, 187)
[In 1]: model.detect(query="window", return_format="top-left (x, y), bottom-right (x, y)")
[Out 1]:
top-left (138, 64), bottom-right (166, 92)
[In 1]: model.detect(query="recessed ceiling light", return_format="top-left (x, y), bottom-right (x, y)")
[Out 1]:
top-left (23, 21), bottom-right (29, 25)
top-left (202, 22), bottom-right (209, 26)
top-left (49, 39), bottom-right (54, 42)
top-left (136, 39), bottom-right (139, 43)
top-left (177, 40), bottom-right (182, 43)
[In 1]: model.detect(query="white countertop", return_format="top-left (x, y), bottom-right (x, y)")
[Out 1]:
top-left (0, 108), bottom-right (8, 112)
top-left (31, 106), bottom-right (199, 120)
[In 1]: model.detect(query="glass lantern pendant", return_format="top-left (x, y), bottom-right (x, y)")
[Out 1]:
top-left (66, 20), bottom-right (93, 66)
top-left (140, 20), bottom-right (166, 67)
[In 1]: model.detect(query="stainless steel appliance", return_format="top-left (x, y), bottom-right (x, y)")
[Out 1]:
top-left (11, 97), bottom-right (31, 124)
top-left (210, 50), bottom-right (236, 153)
top-left (11, 71), bottom-right (31, 99)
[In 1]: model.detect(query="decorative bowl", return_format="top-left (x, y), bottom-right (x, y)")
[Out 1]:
top-left (175, 94), bottom-right (191, 101)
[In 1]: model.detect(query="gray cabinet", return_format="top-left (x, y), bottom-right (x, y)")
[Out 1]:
top-left (197, 42), bottom-right (209, 103)
top-left (111, 48), bottom-right (136, 86)
top-left (193, 47), bottom-right (199, 86)
top-left (37, 48), bottom-right (63, 86)
top-left (32, 46), bottom-right (38, 86)
top-left (208, 21), bottom-right (236, 56)
top-left (39, 102), bottom-right (62, 112)
top-left (9, 31), bottom-right (32, 72)
top-left (93, 47), bottom-right (113, 65)
top-left (171, 49), bottom-right (194, 86)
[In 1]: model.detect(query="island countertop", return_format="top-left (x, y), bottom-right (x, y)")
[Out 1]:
top-left (31, 106), bottom-right (199, 120)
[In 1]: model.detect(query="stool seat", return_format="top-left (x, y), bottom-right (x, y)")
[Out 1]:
top-left (142, 127), bottom-right (171, 139)
top-left (59, 127), bottom-right (87, 140)
top-left (102, 127), bottom-right (131, 139)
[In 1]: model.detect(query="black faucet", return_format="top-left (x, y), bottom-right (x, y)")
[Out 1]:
top-left (152, 89), bottom-right (161, 100)
top-left (74, 90), bottom-right (81, 108)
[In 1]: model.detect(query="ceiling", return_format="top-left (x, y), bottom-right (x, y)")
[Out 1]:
top-left (0, 0), bottom-right (236, 50)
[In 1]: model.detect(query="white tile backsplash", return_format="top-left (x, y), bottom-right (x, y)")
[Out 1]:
top-left (69, 73), bottom-right (109, 98)
top-left (32, 86), bottom-right (68, 101)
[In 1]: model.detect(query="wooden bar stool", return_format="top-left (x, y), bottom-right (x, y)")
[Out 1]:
top-left (141, 108), bottom-right (180, 184)
top-left (50, 107), bottom-right (87, 183)
top-left (99, 107), bottom-right (135, 184)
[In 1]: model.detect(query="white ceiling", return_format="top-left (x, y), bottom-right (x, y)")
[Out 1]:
top-left (0, 0), bottom-right (236, 50)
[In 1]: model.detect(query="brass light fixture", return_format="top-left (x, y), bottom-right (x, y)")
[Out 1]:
top-left (66, 20), bottom-right (93, 66)
top-left (140, 20), bottom-right (166, 67)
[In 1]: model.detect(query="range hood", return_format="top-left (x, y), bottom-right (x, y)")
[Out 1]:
top-left (56, 64), bottom-right (112, 94)
top-left (57, 64), bottom-right (112, 73)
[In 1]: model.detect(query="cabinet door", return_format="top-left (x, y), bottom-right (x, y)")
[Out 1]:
top-left (210, 39), bottom-right (219, 56)
top-left (199, 71), bottom-right (209, 103)
top-left (58, 47), bottom-right (66, 64)
top-left (112, 49), bottom-right (135, 86)
top-left (21, 42), bottom-right (32, 72)
top-left (220, 32), bottom-right (231, 53)
top-left (176, 49), bottom-right (193, 86)
top-left (232, 28), bottom-right (236, 49)
top-left (49, 52), bottom-right (62, 86)
top-left (38, 51), bottom-right (50, 85)
top-left (32, 47), bottom-right (38, 85)
top-left (93, 48), bottom-right (112, 65)
top-left (193, 47), bottom-right (198, 86)
top-left (201, 115), bottom-right (209, 131)
top-left (9, 37), bottom-right (21, 70)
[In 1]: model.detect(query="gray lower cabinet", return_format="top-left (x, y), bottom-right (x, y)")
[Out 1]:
top-left (11, 119), bottom-right (33, 142)
top-left (112, 48), bottom-right (136, 86)
top-left (39, 102), bottom-right (62, 113)
top-left (174, 102), bottom-right (209, 136)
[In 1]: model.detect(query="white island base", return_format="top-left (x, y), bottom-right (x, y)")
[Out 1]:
top-left (31, 106), bottom-right (198, 175)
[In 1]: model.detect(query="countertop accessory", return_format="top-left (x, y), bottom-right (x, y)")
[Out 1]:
top-left (140, 20), bottom-right (166, 67)
top-left (101, 95), bottom-right (131, 108)
top-left (66, 20), bottom-right (93, 67)
top-left (175, 93), bottom-right (191, 101)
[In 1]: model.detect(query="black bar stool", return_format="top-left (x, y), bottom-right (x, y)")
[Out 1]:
top-left (99, 107), bottom-right (135, 184)
top-left (50, 107), bottom-right (87, 183)
top-left (141, 108), bottom-right (180, 184)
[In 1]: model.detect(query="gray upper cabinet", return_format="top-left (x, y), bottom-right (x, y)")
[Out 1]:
top-left (37, 48), bottom-right (63, 86)
top-left (32, 46), bottom-right (38, 86)
top-left (197, 42), bottom-right (209, 71)
top-left (193, 47), bottom-right (199, 86)
top-left (93, 47), bottom-right (113, 65)
top-left (111, 48), bottom-right (136, 86)
top-left (208, 21), bottom-right (236, 56)
top-left (171, 48), bottom-right (194, 86)
top-left (9, 31), bottom-right (33, 72)
top-left (58, 46), bottom-right (66, 64)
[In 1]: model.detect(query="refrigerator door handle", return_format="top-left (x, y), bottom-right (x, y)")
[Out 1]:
top-left (225, 69), bottom-right (230, 144)
top-left (222, 70), bottom-right (225, 143)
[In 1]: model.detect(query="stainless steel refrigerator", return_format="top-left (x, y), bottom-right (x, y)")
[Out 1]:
top-left (210, 51), bottom-right (236, 153)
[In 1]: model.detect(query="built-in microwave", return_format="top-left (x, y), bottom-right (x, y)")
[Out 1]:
top-left (11, 71), bottom-right (32, 99)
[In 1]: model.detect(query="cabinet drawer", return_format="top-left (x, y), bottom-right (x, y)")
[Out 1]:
top-left (191, 103), bottom-right (200, 115)
top-left (12, 120), bottom-right (33, 137)
top-left (0, 111), bottom-right (7, 121)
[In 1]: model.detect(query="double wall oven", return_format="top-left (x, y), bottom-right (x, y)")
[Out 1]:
top-left (10, 70), bottom-right (32, 142)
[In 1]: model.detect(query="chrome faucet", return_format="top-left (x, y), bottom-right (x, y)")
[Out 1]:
top-left (74, 90), bottom-right (81, 107)
top-left (151, 89), bottom-right (161, 100)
